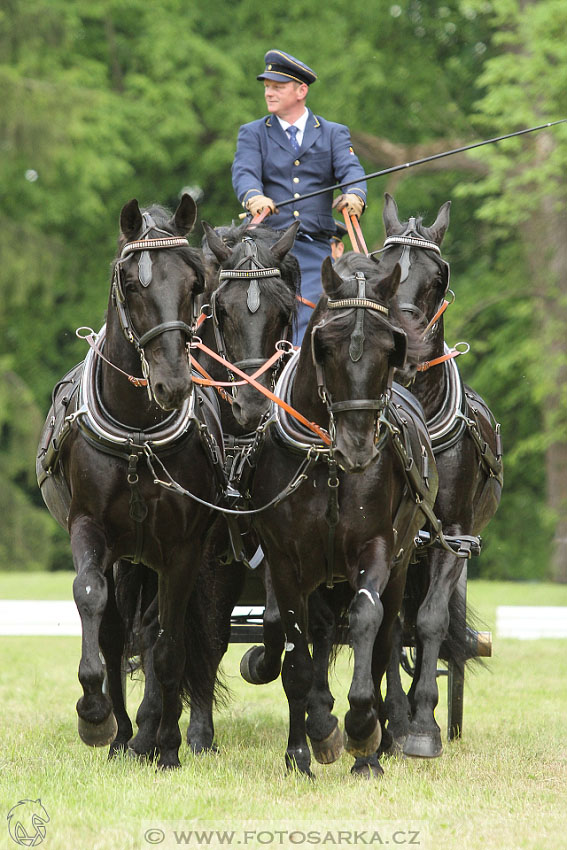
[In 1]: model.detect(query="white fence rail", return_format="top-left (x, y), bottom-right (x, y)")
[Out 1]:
top-left (1, 600), bottom-right (566, 639)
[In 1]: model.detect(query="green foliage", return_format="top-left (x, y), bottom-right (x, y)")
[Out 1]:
top-left (0, 0), bottom-right (563, 578)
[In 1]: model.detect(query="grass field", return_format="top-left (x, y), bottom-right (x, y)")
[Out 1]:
top-left (1, 574), bottom-right (566, 850)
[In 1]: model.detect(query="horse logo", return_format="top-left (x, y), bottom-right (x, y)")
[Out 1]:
top-left (6, 799), bottom-right (50, 847)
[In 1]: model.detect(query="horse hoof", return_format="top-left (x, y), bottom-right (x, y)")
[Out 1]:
top-left (78, 712), bottom-right (118, 747)
top-left (403, 731), bottom-right (443, 759)
top-left (350, 759), bottom-right (384, 779)
top-left (310, 722), bottom-right (344, 764)
top-left (240, 645), bottom-right (278, 684)
top-left (344, 721), bottom-right (382, 758)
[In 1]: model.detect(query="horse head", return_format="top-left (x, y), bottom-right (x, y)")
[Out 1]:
top-left (111, 194), bottom-right (205, 411)
top-left (379, 193), bottom-right (451, 381)
top-left (203, 221), bottom-right (300, 430)
top-left (313, 253), bottom-right (423, 473)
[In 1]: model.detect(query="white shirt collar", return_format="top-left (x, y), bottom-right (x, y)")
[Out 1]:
top-left (276, 108), bottom-right (309, 144)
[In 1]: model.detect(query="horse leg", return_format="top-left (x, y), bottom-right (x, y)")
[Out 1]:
top-left (153, 560), bottom-right (201, 769)
top-left (344, 560), bottom-right (385, 759)
top-left (71, 517), bottom-right (117, 747)
top-left (404, 550), bottom-right (463, 758)
top-left (383, 616), bottom-right (411, 748)
top-left (129, 596), bottom-right (161, 760)
top-left (240, 564), bottom-right (285, 685)
top-left (305, 589), bottom-right (343, 764)
top-left (187, 556), bottom-right (246, 754)
top-left (265, 564), bottom-right (313, 777)
top-left (98, 567), bottom-right (133, 757)
top-left (350, 571), bottom-right (406, 779)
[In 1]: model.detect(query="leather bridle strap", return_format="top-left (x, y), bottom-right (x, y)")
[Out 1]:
top-left (417, 342), bottom-right (470, 373)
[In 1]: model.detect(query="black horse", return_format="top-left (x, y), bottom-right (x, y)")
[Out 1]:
top-left (110, 220), bottom-right (302, 757)
top-left (36, 196), bottom-right (224, 768)
top-left (378, 193), bottom-right (503, 757)
top-left (227, 252), bottom-right (439, 777)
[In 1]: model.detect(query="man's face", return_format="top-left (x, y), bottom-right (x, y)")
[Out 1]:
top-left (263, 80), bottom-right (306, 117)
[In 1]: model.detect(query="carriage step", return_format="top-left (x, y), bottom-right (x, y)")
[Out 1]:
top-left (414, 530), bottom-right (482, 557)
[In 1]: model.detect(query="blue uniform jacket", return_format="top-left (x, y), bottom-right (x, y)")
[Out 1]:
top-left (231, 109), bottom-right (367, 236)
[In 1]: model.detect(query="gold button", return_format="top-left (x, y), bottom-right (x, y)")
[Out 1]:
top-left (294, 159), bottom-right (300, 166)
top-left (294, 193), bottom-right (300, 198)
top-left (293, 211), bottom-right (299, 217)
top-left (293, 177), bottom-right (299, 183)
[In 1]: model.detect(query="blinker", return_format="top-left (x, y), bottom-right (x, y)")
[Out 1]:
top-left (389, 327), bottom-right (408, 369)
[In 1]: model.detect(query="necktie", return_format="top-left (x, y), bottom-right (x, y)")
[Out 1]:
top-left (287, 125), bottom-right (300, 154)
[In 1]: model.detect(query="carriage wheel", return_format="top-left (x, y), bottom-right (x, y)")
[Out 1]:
top-left (447, 564), bottom-right (467, 740)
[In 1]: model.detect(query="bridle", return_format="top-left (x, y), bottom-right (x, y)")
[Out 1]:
top-left (111, 213), bottom-right (195, 392)
top-left (311, 270), bottom-right (408, 436)
top-left (375, 217), bottom-right (452, 336)
top-left (209, 236), bottom-right (293, 390)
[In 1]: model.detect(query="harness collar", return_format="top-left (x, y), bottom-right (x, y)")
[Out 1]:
top-left (76, 325), bottom-right (196, 452)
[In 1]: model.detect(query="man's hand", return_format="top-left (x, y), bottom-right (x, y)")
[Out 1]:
top-left (246, 195), bottom-right (278, 216)
top-left (333, 193), bottom-right (365, 219)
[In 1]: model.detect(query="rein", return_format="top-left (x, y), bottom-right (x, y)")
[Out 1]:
top-left (76, 327), bottom-right (148, 387)
top-left (190, 338), bottom-right (331, 446)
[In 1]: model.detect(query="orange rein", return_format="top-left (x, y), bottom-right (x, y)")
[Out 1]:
top-left (342, 209), bottom-right (369, 256)
top-left (190, 337), bottom-right (331, 446)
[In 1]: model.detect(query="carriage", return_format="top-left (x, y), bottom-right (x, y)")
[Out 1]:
top-left (36, 193), bottom-right (501, 772)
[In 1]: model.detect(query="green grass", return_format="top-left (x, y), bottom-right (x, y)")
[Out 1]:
top-left (0, 574), bottom-right (566, 850)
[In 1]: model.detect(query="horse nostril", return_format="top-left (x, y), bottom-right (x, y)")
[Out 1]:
top-left (154, 382), bottom-right (165, 398)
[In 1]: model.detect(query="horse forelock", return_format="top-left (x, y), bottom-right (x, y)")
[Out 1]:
top-left (204, 224), bottom-right (300, 317)
top-left (114, 203), bottom-right (205, 290)
top-left (319, 253), bottom-right (427, 366)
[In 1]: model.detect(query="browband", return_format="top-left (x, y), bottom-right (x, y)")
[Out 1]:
top-left (382, 235), bottom-right (441, 254)
top-left (219, 267), bottom-right (281, 280)
top-left (327, 297), bottom-right (389, 315)
top-left (120, 237), bottom-right (189, 256)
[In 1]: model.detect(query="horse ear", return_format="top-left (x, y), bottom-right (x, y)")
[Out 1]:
top-left (171, 193), bottom-right (197, 235)
top-left (202, 221), bottom-right (233, 263)
top-left (321, 255), bottom-right (344, 299)
top-left (383, 193), bottom-right (404, 236)
top-left (120, 199), bottom-right (143, 241)
top-left (425, 201), bottom-right (451, 246)
top-left (271, 221), bottom-right (300, 262)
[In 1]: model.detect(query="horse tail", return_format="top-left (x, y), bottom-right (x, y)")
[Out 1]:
top-left (309, 583), bottom-right (354, 667)
top-left (442, 577), bottom-right (487, 670)
top-left (178, 569), bottom-right (230, 713)
top-left (401, 561), bottom-right (486, 669)
top-left (114, 561), bottom-right (158, 661)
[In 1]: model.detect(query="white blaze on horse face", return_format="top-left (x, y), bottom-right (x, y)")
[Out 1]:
top-left (285, 642), bottom-right (295, 652)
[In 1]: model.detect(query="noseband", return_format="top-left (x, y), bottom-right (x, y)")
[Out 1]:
top-left (112, 214), bottom-right (194, 384)
top-left (311, 271), bottom-right (408, 424)
top-left (211, 236), bottom-right (291, 380)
